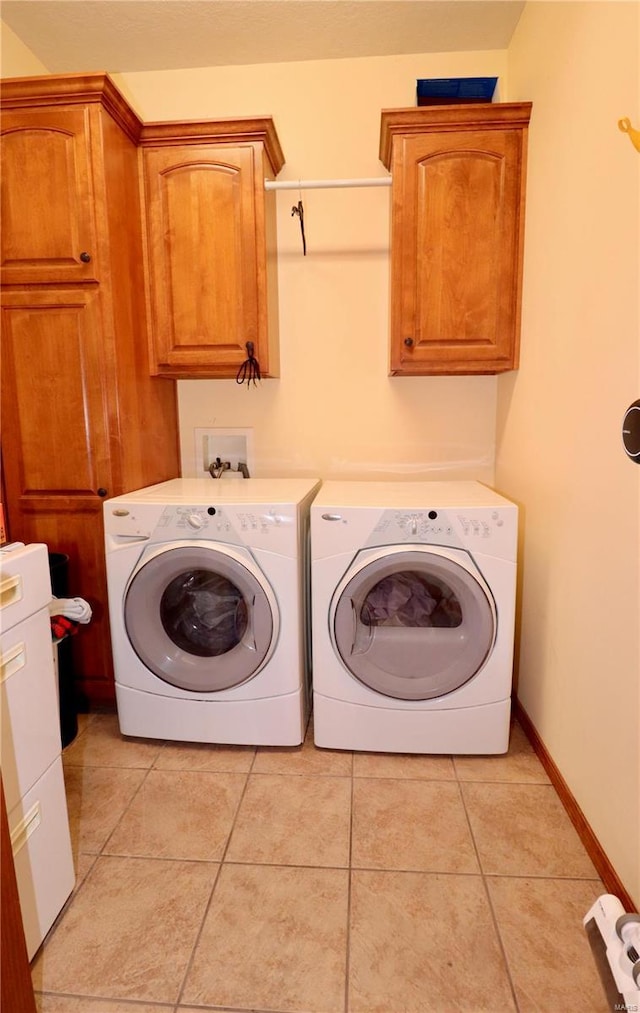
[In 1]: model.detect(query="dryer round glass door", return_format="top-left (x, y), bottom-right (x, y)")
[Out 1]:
top-left (332, 549), bottom-right (496, 700)
top-left (124, 544), bottom-right (276, 692)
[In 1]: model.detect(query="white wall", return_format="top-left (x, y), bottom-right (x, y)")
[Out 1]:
top-left (0, 20), bottom-right (48, 76)
top-left (119, 51), bottom-right (508, 482)
top-left (501, 1), bottom-right (640, 904)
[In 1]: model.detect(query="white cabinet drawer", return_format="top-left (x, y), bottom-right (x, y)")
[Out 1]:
top-left (0, 543), bottom-right (51, 628)
top-left (1, 607), bottom-right (61, 811)
top-left (9, 755), bottom-right (75, 959)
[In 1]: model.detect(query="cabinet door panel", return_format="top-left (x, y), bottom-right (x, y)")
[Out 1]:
top-left (166, 161), bottom-right (247, 350)
top-left (392, 129), bottom-right (522, 374)
top-left (143, 145), bottom-right (260, 376)
top-left (382, 104), bottom-right (530, 376)
top-left (1, 107), bottom-right (99, 284)
top-left (1, 289), bottom-right (113, 503)
top-left (1, 288), bottom-right (115, 699)
top-left (414, 149), bottom-right (504, 346)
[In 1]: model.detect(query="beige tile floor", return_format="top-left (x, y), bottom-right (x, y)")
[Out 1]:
top-left (31, 712), bottom-right (612, 1012)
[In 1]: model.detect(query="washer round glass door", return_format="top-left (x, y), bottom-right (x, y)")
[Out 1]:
top-left (331, 548), bottom-right (496, 700)
top-left (124, 543), bottom-right (276, 692)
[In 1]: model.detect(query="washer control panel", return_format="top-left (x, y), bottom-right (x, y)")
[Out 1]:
top-left (456, 510), bottom-right (507, 537)
top-left (158, 506), bottom-right (233, 536)
top-left (105, 501), bottom-right (295, 552)
top-left (391, 511), bottom-right (455, 539)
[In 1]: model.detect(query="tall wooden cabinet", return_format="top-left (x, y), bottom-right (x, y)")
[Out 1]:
top-left (139, 119), bottom-right (284, 378)
top-left (1, 75), bottom-right (180, 707)
top-left (380, 103), bottom-right (531, 375)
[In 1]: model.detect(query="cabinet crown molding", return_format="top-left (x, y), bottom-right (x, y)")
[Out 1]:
top-left (379, 101), bottom-right (532, 169)
top-left (0, 72), bottom-right (143, 144)
top-left (0, 74), bottom-right (286, 175)
top-left (139, 118), bottom-right (285, 175)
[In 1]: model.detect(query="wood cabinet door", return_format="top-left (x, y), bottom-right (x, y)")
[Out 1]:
top-left (1, 287), bottom-right (116, 702)
top-left (143, 144), bottom-right (266, 377)
top-left (389, 127), bottom-right (526, 375)
top-left (1, 780), bottom-right (36, 1013)
top-left (1, 107), bottom-right (100, 285)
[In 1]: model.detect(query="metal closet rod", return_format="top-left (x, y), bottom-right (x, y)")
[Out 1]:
top-left (264, 176), bottom-right (392, 191)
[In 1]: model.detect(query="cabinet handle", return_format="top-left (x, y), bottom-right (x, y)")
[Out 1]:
top-left (404, 337), bottom-right (414, 348)
top-left (0, 642), bottom-right (26, 684)
top-left (97, 488), bottom-right (108, 497)
top-left (79, 252), bottom-right (92, 263)
top-left (0, 575), bottom-right (21, 611)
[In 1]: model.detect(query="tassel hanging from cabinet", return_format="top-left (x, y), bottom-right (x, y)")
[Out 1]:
top-left (236, 341), bottom-right (261, 387)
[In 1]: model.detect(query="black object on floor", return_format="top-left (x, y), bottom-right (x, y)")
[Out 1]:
top-left (48, 552), bottom-right (79, 748)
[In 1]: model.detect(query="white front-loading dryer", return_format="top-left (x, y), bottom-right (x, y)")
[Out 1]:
top-left (104, 478), bottom-right (319, 745)
top-left (311, 481), bottom-right (518, 754)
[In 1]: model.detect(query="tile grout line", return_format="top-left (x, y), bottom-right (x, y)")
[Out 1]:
top-left (98, 742), bottom-right (166, 854)
top-left (479, 871), bottom-right (522, 1013)
top-left (174, 751), bottom-right (258, 1009)
top-left (41, 736), bottom-right (178, 1007)
top-left (344, 751), bottom-right (355, 1013)
top-left (34, 739), bottom-right (166, 966)
top-left (456, 772), bottom-right (522, 1012)
top-left (61, 733), bottom-right (261, 1010)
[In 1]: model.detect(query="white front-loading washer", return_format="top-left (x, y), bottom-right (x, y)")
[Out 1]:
top-left (311, 481), bottom-right (518, 754)
top-left (104, 478), bottom-right (319, 745)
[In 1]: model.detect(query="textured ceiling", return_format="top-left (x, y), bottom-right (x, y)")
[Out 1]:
top-left (1, 0), bottom-right (525, 74)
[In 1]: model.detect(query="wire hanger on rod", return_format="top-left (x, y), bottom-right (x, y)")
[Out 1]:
top-left (291, 195), bottom-right (307, 255)
top-left (282, 176), bottom-right (391, 255)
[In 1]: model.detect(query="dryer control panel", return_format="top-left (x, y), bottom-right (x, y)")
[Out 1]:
top-left (364, 507), bottom-right (517, 559)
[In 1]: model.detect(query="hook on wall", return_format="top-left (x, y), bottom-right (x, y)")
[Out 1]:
top-left (618, 117), bottom-right (640, 152)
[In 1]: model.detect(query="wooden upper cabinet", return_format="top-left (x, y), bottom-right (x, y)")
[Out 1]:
top-left (140, 118), bottom-right (283, 378)
top-left (0, 75), bottom-right (142, 286)
top-left (140, 120), bottom-right (284, 378)
top-left (1, 105), bottom-right (99, 283)
top-left (380, 103), bottom-right (531, 375)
